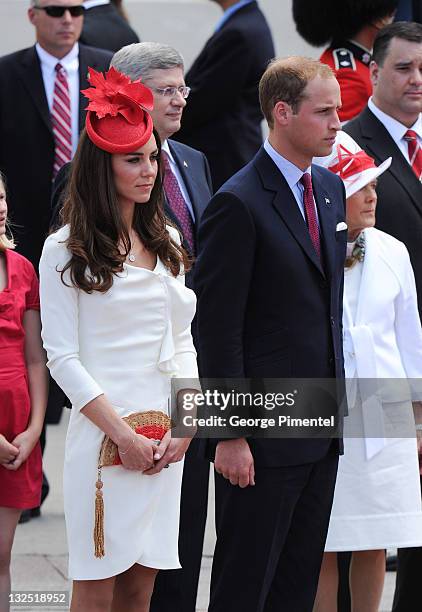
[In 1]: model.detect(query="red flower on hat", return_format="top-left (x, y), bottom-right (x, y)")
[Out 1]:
top-left (330, 144), bottom-right (376, 180)
top-left (82, 66), bottom-right (154, 124)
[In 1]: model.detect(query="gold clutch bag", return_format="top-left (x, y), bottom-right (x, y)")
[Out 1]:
top-left (94, 410), bottom-right (171, 558)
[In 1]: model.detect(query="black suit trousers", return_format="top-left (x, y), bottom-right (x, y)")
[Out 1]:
top-left (392, 476), bottom-right (422, 612)
top-left (150, 439), bottom-right (210, 612)
top-left (209, 448), bottom-right (339, 612)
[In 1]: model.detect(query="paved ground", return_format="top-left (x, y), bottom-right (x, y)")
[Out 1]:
top-left (11, 412), bottom-right (396, 611)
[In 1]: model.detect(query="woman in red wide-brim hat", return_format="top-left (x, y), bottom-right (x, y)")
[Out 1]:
top-left (39, 67), bottom-right (199, 612)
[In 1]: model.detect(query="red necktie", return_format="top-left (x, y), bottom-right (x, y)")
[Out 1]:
top-left (51, 63), bottom-right (72, 179)
top-left (162, 151), bottom-right (195, 252)
top-left (300, 173), bottom-right (321, 258)
top-left (404, 130), bottom-right (422, 181)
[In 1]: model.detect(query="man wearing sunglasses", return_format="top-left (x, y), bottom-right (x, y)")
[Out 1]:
top-left (0, 0), bottom-right (112, 267)
top-left (0, 0), bottom-right (112, 520)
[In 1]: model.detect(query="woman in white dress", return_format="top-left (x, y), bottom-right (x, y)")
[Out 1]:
top-left (314, 131), bottom-right (422, 612)
top-left (39, 68), bottom-right (199, 612)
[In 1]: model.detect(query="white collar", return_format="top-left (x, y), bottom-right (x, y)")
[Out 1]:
top-left (161, 139), bottom-right (175, 164)
top-left (264, 138), bottom-right (311, 189)
top-left (35, 42), bottom-right (79, 72)
top-left (84, 0), bottom-right (110, 9)
top-left (368, 97), bottom-right (422, 140)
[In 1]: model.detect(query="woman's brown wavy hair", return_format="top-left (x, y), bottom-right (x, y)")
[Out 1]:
top-left (60, 128), bottom-right (190, 293)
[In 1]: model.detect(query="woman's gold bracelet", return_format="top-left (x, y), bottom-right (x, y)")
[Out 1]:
top-left (119, 437), bottom-right (135, 454)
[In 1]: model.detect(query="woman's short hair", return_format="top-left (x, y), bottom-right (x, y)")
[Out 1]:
top-left (259, 57), bottom-right (334, 129)
top-left (0, 170), bottom-right (15, 251)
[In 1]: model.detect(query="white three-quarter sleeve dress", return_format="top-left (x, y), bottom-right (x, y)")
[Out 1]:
top-left (39, 225), bottom-right (199, 580)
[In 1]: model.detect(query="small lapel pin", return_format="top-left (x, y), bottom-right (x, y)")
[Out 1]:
top-left (325, 197), bottom-right (331, 205)
top-left (183, 160), bottom-right (188, 168)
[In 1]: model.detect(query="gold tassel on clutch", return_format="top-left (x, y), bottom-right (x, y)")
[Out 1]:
top-left (94, 468), bottom-right (105, 558)
top-left (93, 411), bottom-right (171, 558)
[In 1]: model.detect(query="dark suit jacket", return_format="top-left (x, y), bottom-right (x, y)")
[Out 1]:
top-left (175, 1), bottom-right (275, 190)
top-left (194, 147), bottom-right (347, 466)
top-left (50, 138), bottom-right (213, 287)
top-left (80, 3), bottom-right (139, 53)
top-left (345, 107), bottom-right (422, 319)
top-left (0, 43), bottom-right (112, 268)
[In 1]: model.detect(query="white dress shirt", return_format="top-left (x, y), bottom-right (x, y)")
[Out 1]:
top-left (368, 97), bottom-right (422, 164)
top-left (161, 140), bottom-right (195, 222)
top-left (263, 138), bottom-right (319, 224)
top-left (36, 43), bottom-right (80, 156)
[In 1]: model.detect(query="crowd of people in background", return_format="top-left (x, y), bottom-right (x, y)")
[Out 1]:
top-left (0, 1), bottom-right (422, 611)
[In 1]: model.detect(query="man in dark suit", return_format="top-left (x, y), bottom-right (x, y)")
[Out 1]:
top-left (81, 0), bottom-right (139, 53)
top-left (0, 0), bottom-right (112, 268)
top-left (345, 21), bottom-right (422, 612)
top-left (0, 0), bottom-right (112, 521)
top-left (194, 56), bottom-right (346, 611)
top-left (51, 41), bottom-right (213, 612)
top-left (174, 0), bottom-right (275, 190)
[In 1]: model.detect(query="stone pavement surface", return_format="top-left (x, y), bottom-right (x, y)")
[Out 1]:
top-left (11, 412), bottom-right (396, 611)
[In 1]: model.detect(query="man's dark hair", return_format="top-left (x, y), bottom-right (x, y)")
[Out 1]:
top-left (292, 0), bottom-right (398, 47)
top-left (373, 20), bottom-right (422, 65)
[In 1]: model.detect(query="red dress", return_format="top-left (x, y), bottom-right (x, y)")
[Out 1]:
top-left (0, 249), bottom-right (42, 509)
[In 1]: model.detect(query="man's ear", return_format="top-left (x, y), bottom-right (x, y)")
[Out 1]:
top-left (372, 12), bottom-right (395, 30)
top-left (369, 60), bottom-right (379, 87)
top-left (28, 8), bottom-right (36, 26)
top-left (273, 101), bottom-right (292, 126)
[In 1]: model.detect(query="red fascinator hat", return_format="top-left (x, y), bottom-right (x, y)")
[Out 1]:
top-left (82, 67), bottom-right (154, 154)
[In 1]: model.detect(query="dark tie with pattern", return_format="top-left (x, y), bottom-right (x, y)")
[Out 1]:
top-left (162, 150), bottom-right (195, 252)
top-left (300, 172), bottom-right (321, 258)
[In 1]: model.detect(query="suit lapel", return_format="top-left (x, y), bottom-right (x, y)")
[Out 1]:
top-left (359, 108), bottom-right (422, 216)
top-left (255, 149), bottom-right (325, 277)
top-left (312, 167), bottom-right (336, 280)
top-left (18, 46), bottom-right (53, 137)
top-left (77, 45), bottom-right (109, 132)
top-left (78, 46), bottom-right (90, 132)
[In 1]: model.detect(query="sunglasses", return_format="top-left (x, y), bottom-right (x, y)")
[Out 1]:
top-left (34, 5), bottom-right (85, 18)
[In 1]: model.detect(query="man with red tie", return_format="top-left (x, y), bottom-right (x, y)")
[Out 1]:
top-left (0, 0), bottom-right (111, 268)
top-left (345, 21), bottom-right (422, 611)
top-left (195, 56), bottom-right (347, 611)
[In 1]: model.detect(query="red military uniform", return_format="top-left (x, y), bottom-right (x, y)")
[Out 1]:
top-left (320, 40), bottom-right (372, 123)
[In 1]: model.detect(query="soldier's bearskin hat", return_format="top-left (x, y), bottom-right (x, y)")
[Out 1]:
top-left (292, 0), bottom-right (399, 47)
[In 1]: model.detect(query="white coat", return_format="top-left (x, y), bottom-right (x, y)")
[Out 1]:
top-left (325, 227), bottom-right (422, 551)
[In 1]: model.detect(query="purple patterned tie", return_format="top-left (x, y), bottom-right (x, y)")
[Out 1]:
top-left (162, 151), bottom-right (195, 252)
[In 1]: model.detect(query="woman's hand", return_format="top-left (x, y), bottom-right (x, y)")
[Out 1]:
top-left (143, 430), bottom-right (192, 475)
top-left (117, 434), bottom-right (156, 471)
top-left (0, 434), bottom-right (19, 465)
top-left (2, 429), bottom-right (39, 471)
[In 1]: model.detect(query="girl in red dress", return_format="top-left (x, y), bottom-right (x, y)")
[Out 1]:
top-left (0, 171), bottom-right (48, 611)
